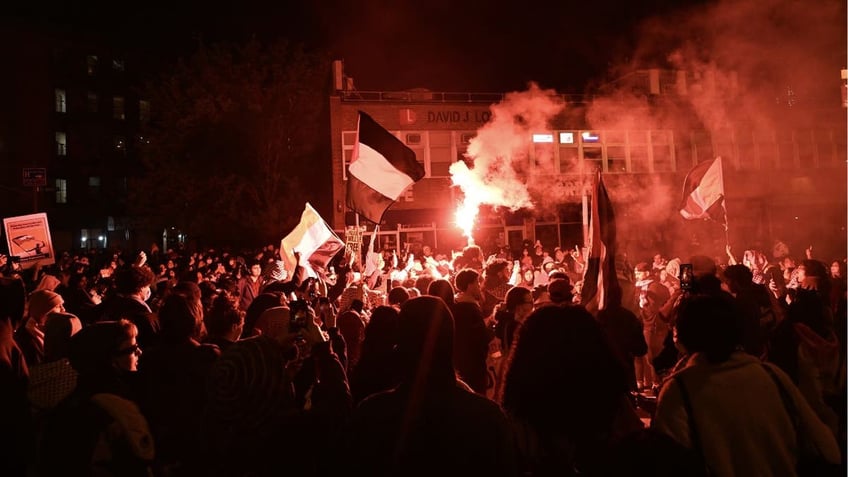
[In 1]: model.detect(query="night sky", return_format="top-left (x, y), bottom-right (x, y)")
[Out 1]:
top-left (7, 0), bottom-right (710, 93)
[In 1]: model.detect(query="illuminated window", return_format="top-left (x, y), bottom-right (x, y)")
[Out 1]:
top-left (113, 96), bottom-right (125, 120)
top-left (54, 89), bottom-right (66, 113)
top-left (559, 132), bottom-right (575, 144)
top-left (56, 132), bottom-right (67, 156)
top-left (86, 55), bottom-right (98, 76)
top-left (532, 133), bottom-right (554, 143)
top-left (581, 131), bottom-right (601, 143)
top-left (87, 92), bottom-right (98, 112)
top-left (139, 100), bottom-right (151, 122)
top-left (55, 178), bottom-right (67, 203)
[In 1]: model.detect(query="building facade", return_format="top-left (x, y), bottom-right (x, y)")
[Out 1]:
top-left (328, 65), bottom-right (847, 259)
top-left (0, 23), bottom-right (151, 253)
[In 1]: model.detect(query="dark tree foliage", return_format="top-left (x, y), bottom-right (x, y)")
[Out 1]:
top-left (130, 39), bottom-right (330, 247)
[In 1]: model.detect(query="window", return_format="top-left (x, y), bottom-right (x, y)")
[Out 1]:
top-left (558, 146), bottom-right (579, 174)
top-left (88, 176), bottom-right (101, 196)
top-left (582, 146), bottom-right (602, 173)
top-left (55, 178), bottom-right (67, 203)
top-left (796, 130), bottom-right (817, 167)
top-left (651, 130), bottom-right (674, 172)
top-left (87, 92), bottom-right (98, 113)
top-left (341, 131), bottom-right (357, 180)
top-left (755, 131), bottom-right (778, 170)
top-left (86, 55), bottom-right (98, 76)
top-left (112, 58), bottom-right (125, 72)
top-left (429, 131), bottom-right (453, 178)
top-left (139, 100), bottom-right (151, 123)
top-left (113, 96), bottom-right (125, 120)
top-left (114, 136), bottom-right (126, 152)
top-left (607, 146), bottom-right (627, 173)
top-left (56, 132), bottom-right (67, 156)
top-left (54, 88), bottom-right (66, 113)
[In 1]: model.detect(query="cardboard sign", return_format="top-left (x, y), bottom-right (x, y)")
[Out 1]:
top-left (3, 213), bottom-right (55, 269)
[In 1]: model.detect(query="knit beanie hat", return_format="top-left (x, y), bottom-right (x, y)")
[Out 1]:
top-left (43, 312), bottom-right (83, 362)
top-left (28, 289), bottom-right (63, 319)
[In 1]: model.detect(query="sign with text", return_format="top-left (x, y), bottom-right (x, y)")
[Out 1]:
top-left (3, 213), bottom-right (55, 269)
top-left (22, 167), bottom-right (47, 187)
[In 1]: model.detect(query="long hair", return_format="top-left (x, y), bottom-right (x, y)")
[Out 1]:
top-left (502, 305), bottom-right (629, 438)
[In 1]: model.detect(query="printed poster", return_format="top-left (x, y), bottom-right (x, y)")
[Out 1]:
top-left (3, 213), bottom-right (55, 269)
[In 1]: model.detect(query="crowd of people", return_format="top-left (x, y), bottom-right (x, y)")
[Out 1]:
top-left (0, 236), bottom-right (845, 476)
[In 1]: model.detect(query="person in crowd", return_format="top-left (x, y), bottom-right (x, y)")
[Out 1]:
top-left (501, 304), bottom-right (643, 475)
top-left (40, 319), bottom-right (154, 476)
top-left (767, 287), bottom-right (842, 437)
top-left (15, 289), bottom-right (65, 367)
top-left (57, 272), bottom-right (99, 325)
top-left (1, 275), bottom-right (32, 476)
top-left (237, 259), bottom-right (265, 312)
top-left (337, 300), bottom-right (366, 371)
top-left (721, 264), bottom-right (779, 358)
top-left (335, 296), bottom-right (516, 476)
top-left (652, 294), bottom-right (841, 476)
top-left (432, 277), bottom-right (492, 394)
top-left (137, 289), bottom-right (220, 474)
top-left (241, 292), bottom-right (283, 338)
top-left (492, 286), bottom-right (534, 354)
top-left (27, 312), bottom-right (82, 415)
top-left (94, 264), bottom-right (160, 349)
top-left (597, 286), bottom-right (649, 393)
top-left (481, 259), bottom-right (513, 318)
top-left (203, 324), bottom-right (350, 476)
top-left (349, 305), bottom-right (401, 404)
top-left (202, 291), bottom-right (245, 352)
top-left (633, 262), bottom-right (671, 393)
top-left (489, 286), bottom-right (534, 400)
top-left (452, 243), bottom-right (485, 273)
top-left (387, 286), bottom-right (410, 309)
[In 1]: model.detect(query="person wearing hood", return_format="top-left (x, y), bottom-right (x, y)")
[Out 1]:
top-left (335, 296), bottom-right (516, 477)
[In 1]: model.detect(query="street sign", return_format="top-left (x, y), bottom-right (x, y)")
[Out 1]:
top-left (22, 167), bottom-right (47, 187)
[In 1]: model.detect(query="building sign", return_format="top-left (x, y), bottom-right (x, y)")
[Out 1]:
top-left (22, 167), bottom-right (47, 187)
top-left (426, 110), bottom-right (492, 124)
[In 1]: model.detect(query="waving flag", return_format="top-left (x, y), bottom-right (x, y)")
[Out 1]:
top-left (680, 157), bottom-right (726, 224)
top-left (280, 203), bottom-right (344, 279)
top-left (346, 111), bottom-right (425, 224)
top-left (581, 173), bottom-right (620, 313)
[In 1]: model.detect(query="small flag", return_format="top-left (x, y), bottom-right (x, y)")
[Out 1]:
top-left (581, 173), bottom-right (620, 313)
top-left (363, 225), bottom-right (383, 277)
top-left (679, 157), bottom-right (726, 224)
top-left (280, 203), bottom-right (345, 279)
top-left (346, 111), bottom-right (425, 224)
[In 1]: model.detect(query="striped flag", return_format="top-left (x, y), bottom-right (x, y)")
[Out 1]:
top-left (346, 111), bottom-right (425, 224)
top-left (580, 173), bottom-right (620, 313)
top-left (280, 203), bottom-right (345, 279)
top-left (679, 157), bottom-right (726, 224)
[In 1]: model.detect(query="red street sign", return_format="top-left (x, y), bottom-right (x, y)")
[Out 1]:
top-left (23, 168), bottom-right (47, 187)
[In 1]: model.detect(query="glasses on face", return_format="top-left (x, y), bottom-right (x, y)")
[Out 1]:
top-left (114, 344), bottom-right (141, 356)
